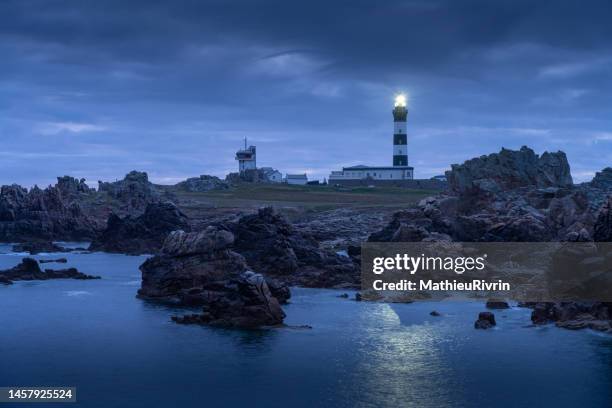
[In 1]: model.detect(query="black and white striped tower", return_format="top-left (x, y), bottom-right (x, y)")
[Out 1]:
top-left (392, 94), bottom-right (408, 167)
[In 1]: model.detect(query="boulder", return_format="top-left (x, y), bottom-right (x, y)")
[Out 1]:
top-left (172, 271), bottom-right (285, 328)
top-left (89, 201), bottom-right (190, 254)
top-left (138, 227), bottom-right (249, 301)
top-left (474, 311), bottom-right (496, 329)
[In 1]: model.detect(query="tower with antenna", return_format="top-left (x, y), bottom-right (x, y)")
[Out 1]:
top-left (235, 138), bottom-right (257, 172)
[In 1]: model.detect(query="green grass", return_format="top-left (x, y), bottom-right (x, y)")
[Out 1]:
top-left (174, 183), bottom-right (436, 210)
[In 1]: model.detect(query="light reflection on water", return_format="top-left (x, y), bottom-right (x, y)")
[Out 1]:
top-left (0, 246), bottom-right (611, 408)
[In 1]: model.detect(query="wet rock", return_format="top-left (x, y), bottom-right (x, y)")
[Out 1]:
top-left (39, 258), bottom-right (68, 264)
top-left (474, 311), bottom-right (496, 329)
top-left (90, 202), bottom-right (190, 254)
top-left (430, 310), bottom-right (441, 316)
top-left (265, 277), bottom-right (291, 304)
top-left (530, 302), bottom-right (612, 332)
top-left (12, 241), bottom-right (66, 254)
top-left (355, 293), bottom-right (362, 301)
top-left (0, 257), bottom-right (99, 283)
top-left (138, 227), bottom-right (248, 301)
top-left (486, 300), bottom-right (510, 309)
top-left (338, 293), bottom-right (349, 298)
top-left (171, 271), bottom-right (285, 328)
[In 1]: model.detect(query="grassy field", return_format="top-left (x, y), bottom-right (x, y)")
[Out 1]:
top-left (173, 183), bottom-right (437, 211)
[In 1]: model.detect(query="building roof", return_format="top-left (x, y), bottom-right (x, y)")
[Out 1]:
top-left (286, 174), bottom-right (308, 179)
top-left (342, 165), bottom-right (414, 171)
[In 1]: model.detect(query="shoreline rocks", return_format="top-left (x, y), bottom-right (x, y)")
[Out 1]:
top-left (171, 271), bottom-right (285, 329)
top-left (527, 302), bottom-right (611, 333)
top-left (12, 241), bottom-right (67, 254)
top-left (89, 201), bottom-right (191, 255)
top-left (0, 258), bottom-right (99, 284)
top-left (139, 228), bottom-right (288, 328)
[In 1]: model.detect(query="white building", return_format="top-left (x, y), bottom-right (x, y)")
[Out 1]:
top-left (286, 174), bottom-right (308, 185)
top-left (329, 94), bottom-right (414, 182)
top-left (235, 140), bottom-right (256, 172)
top-left (261, 167), bottom-right (283, 183)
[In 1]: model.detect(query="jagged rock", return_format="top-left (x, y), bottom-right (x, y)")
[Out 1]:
top-left (138, 227), bottom-right (250, 301)
top-left (172, 271), bottom-right (285, 328)
top-left (89, 202), bottom-right (190, 254)
top-left (474, 311), bottom-right (496, 329)
top-left (12, 241), bottom-right (67, 254)
top-left (0, 257), bottom-right (99, 283)
top-left (98, 171), bottom-right (160, 212)
top-left (447, 146), bottom-right (572, 195)
top-left (370, 148), bottom-right (609, 243)
top-left (173, 175), bottom-right (229, 192)
top-left (231, 207), bottom-right (359, 288)
top-left (590, 167), bottom-right (612, 190)
top-left (0, 182), bottom-right (98, 241)
top-left (529, 302), bottom-right (612, 332)
top-left (139, 228), bottom-right (287, 328)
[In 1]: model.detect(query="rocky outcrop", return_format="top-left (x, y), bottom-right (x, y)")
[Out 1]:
top-left (446, 146), bottom-right (572, 195)
top-left (590, 167), bottom-right (612, 190)
top-left (0, 181), bottom-right (98, 241)
top-left (173, 175), bottom-right (229, 192)
top-left (370, 147), bottom-right (609, 243)
top-left (89, 202), bottom-right (190, 254)
top-left (593, 197), bottom-right (612, 242)
top-left (139, 227), bottom-right (249, 301)
top-left (230, 207), bottom-right (359, 288)
top-left (0, 257), bottom-right (99, 284)
top-left (528, 302), bottom-right (611, 332)
top-left (139, 228), bottom-right (288, 328)
top-left (12, 241), bottom-right (67, 254)
top-left (171, 271), bottom-right (285, 328)
top-left (474, 311), bottom-right (496, 329)
top-left (98, 171), bottom-right (161, 212)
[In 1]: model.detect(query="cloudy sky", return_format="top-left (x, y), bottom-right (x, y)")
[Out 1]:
top-left (1, 0), bottom-right (611, 186)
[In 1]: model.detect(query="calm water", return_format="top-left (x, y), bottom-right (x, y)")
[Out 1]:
top-left (1, 243), bottom-right (611, 408)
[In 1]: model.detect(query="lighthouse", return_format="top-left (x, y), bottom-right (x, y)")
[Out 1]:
top-left (392, 94), bottom-right (408, 167)
top-left (328, 93), bottom-right (414, 184)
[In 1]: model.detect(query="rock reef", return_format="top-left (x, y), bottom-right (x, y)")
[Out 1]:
top-left (0, 257), bottom-right (99, 284)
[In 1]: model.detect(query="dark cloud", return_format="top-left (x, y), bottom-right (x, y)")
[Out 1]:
top-left (0, 0), bottom-right (611, 186)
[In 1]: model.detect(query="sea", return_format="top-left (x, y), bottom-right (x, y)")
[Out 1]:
top-left (1, 243), bottom-right (611, 408)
